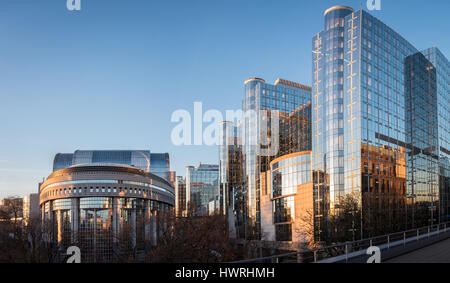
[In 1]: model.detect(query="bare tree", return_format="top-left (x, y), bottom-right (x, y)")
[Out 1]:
top-left (298, 193), bottom-right (362, 248)
top-left (146, 209), bottom-right (247, 263)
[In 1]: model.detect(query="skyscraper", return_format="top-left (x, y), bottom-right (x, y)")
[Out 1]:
top-left (312, 6), bottom-right (352, 239)
top-left (312, 6), bottom-right (450, 240)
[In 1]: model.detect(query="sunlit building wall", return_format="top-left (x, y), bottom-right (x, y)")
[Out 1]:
top-left (175, 176), bottom-right (187, 217)
top-left (23, 193), bottom-right (40, 225)
top-left (260, 152), bottom-right (313, 250)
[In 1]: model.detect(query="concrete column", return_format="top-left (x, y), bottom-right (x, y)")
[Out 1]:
top-left (111, 198), bottom-right (121, 261)
top-left (112, 198), bottom-right (120, 244)
top-left (151, 210), bottom-right (157, 247)
top-left (48, 202), bottom-right (54, 243)
top-left (131, 209), bottom-right (136, 249)
top-left (93, 209), bottom-right (97, 263)
top-left (145, 200), bottom-right (151, 241)
top-left (57, 210), bottom-right (63, 244)
top-left (71, 198), bottom-right (79, 243)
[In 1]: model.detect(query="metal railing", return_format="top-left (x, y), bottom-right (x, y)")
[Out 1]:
top-left (231, 222), bottom-right (450, 263)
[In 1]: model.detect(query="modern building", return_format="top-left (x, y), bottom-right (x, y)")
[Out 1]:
top-left (23, 193), bottom-right (40, 225)
top-left (186, 164), bottom-right (219, 216)
top-left (175, 176), bottom-right (187, 217)
top-left (242, 78), bottom-right (312, 237)
top-left (219, 121), bottom-right (245, 237)
top-left (260, 152), bottom-right (314, 250)
top-left (312, 6), bottom-right (450, 240)
top-left (53, 150), bottom-right (176, 187)
top-left (39, 163), bottom-right (175, 262)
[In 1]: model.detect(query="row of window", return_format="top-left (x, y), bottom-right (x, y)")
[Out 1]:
top-left (42, 179), bottom-right (174, 196)
top-left (40, 185), bottom-right (170, 201)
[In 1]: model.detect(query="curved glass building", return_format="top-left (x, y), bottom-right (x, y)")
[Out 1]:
top-left (39, 164), bottom-right (175, 262)
top-left (312, 5), bottom-right (353, 239)
top-left (259, 152), bottom-right (313, 249)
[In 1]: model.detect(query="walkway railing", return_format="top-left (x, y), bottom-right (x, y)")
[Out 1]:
top-left (231, 222), bottom-right (450, 263)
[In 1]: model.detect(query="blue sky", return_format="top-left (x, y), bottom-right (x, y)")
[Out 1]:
top-left (0, 0), bottom-right (449, 199)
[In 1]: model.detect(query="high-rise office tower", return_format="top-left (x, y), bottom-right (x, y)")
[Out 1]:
top-left (312, 6), bottom-right (450, 240)
top-left (312, 6), bottom-right (352, 240)
top-left (242, 78), bottom-right (311, 237)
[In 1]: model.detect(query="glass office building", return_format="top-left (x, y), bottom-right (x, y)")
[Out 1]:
top-left (53, 150), bottom-right (176, 186)
top-left (242, 78), bottom-right (311, 237)
top-left (186, 164), bottom-right (219, 216)
top-left (312, 6), bottom-right (450, 240)
top-left (312, 6), bottom-right (352, 239)
top-left (270, 152), bottom-right (313, 243)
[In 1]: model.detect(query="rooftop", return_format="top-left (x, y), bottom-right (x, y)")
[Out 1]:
top-left (324, 5), bottom-right (354, 16)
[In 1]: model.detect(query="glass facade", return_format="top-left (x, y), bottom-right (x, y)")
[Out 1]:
top-left (52, 150), bottom-right (176, 185)
top-left (422, 47), bottom-right (450, 222)
top-left (73, 150), bottom-right (151, 172)
top-left (186, 164), bottom-right (219, 216)
top-left (312, 6), bottom-right (354, 240)
top-left (242, 78), bottom-right (311, 237)
top-left (53, 153), bottom-right (74, 171)
top-left (313, 6), bottom-right (450, 240)
top-left (219, 121), bottom-right (245, 237)
top-left (271, 153), bottom-right (312, 242)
